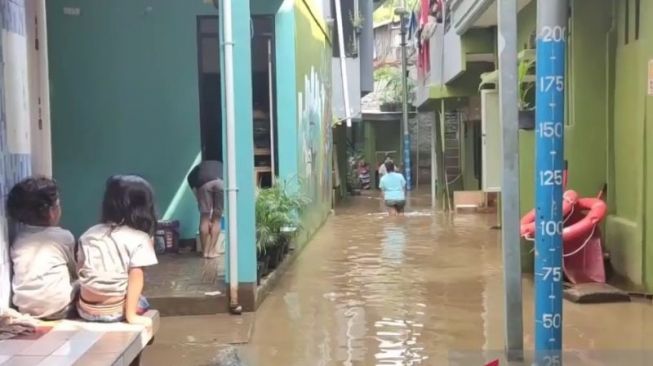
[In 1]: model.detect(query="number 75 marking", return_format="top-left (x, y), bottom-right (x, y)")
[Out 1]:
top-left (543, 267), bottom-right (562, 281)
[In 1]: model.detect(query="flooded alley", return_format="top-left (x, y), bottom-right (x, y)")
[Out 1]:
top-left (238, 195), bottom-right (653, 365)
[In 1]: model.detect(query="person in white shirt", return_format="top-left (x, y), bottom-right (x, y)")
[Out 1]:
top-left (7, 177), bottom-right (77, 320)
top-left (76, 175), bottom-right (158, 325)
top-left (377, 156), bottom-right (392, 188)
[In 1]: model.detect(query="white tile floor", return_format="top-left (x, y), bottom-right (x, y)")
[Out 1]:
top-left (0, 310), bottom-right (159, 365)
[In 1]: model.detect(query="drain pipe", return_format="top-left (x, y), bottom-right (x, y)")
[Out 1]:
top-left (215, 0), bottom-right (242, 314)
top-left (334, 0), bottom-right (352, 127)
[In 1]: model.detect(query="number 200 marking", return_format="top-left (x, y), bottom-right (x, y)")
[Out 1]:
top-left (540, 26), bottom-right (566, 42)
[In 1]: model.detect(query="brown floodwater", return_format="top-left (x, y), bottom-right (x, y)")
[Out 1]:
top-left (239, 193), bottom-right (653, 366)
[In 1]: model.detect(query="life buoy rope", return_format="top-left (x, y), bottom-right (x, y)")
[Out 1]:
top-left (520, 190), bottom-right (579, 240)
top-left (520, 194), bottom-right (607, 257)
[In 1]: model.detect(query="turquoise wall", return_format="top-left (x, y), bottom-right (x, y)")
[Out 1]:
top-left (220, 0), bottom-right (256, 285)
top-left (48, 0), bottom-right (217, 239)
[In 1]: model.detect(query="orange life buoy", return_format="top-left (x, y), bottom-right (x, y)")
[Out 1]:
top-left (520, 190), bottom-right (579, 239)
top-left (562, 198), bottom-right (607, 243)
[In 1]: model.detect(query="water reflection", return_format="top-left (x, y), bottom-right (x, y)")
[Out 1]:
top-left (381, 225), bottom-right (406, 265)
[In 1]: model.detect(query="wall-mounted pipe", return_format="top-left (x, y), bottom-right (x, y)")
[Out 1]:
top-left (334, 0), bottom-right (352, 127)
top-left (215, 0), bottom-right (242, 315)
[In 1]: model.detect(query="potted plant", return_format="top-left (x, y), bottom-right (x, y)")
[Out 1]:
top-left (346, 147), bottom-right (364, 194)
top-left (376, 66), bottom-right (414, 112)
top-left (255, 180), bottom-right (309, 279)
top-left (518, 49), bottom-right (536, 130)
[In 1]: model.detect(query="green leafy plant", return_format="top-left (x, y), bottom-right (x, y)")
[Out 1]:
top-left (346, 144), bottom-right (365, 191)
top-left (374, 66), bottom-right (415, 105)
top-left (478, 70), bottom-right (498, 91)
top-left (518, 49), bottom-right (536, 111)
top-left (255, 180), bottom-right (310, 255)
top-left (350, 10), bottom-right (364, 32)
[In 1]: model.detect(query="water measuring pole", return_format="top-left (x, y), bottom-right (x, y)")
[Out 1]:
top-left (395, 4), bottom-right (412, 191)
top-left (534, 0), bottom-right (567, 361)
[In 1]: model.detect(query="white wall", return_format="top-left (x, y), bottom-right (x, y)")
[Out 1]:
top-left (0, 0), bottom-right (33, 311)
top-left (332, 58), bottom-right (362, 120)
top-left (26, 0), bottom-right (52, 177)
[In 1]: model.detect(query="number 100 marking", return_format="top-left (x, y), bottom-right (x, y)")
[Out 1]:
top-left (540, 220), bottom-right (563, 236)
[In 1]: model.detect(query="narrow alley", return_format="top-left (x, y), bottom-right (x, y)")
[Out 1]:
top-left (237, 195), bottom-right (653, 365)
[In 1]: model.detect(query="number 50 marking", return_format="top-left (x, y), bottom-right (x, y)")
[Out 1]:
top-left (543, 313), bottom-right (562, 329)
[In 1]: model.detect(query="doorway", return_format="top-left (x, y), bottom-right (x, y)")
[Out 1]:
top-left (197, 16), bottom-right (277, 187)
top-left (251, 16), bottom-right (277, 188)
top-left (197, 16), bottom-right (223, 161)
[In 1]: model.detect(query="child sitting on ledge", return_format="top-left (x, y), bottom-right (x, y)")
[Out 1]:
top-left (7, 177), bottom-right (77, 320)
top-left (76, 175), bottom-right (157, 325)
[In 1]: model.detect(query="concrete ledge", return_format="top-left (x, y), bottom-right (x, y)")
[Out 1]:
top-left (0, 310), bottom-right (159, 366)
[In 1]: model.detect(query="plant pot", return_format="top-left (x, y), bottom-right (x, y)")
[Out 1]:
top-left (257, 261), bottom-right (264, 285)
top-left (380, 102), bottom-right (400, 112)
top-left (262, 253), bottom-right (273, 276)
top-left (518, 109), bottom-right (535, 130)
top-left (275, 245), bottom-right (285, 267)
top-left (257, 247), bottom-right (272, 275)
top-left (267, 246), bottom-right (281, 270)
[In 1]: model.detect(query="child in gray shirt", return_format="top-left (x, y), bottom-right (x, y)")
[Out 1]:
top-left (6, 177), bottom-right (77, 320)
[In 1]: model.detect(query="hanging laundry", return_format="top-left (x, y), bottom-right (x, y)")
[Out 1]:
top-left (417, 0), bottom-right (432, 77)
top-left (407, 11), bottom-right (418, 40)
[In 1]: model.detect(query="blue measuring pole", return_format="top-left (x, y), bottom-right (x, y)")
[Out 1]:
top-left (534, 0), bottom-right (567, 362)
top-left (403, 134), bottom-right (412, 190)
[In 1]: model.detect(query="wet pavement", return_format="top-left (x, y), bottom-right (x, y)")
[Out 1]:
top-left (236, 193), bottom-right (653, 365)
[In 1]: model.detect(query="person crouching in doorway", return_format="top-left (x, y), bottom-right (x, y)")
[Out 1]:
top-left (187, 160), bottom-right (224, 258)
top-left (379, 161), bottom-right (407, 216)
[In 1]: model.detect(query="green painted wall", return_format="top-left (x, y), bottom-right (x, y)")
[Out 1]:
top-left (517, 0), bottom-right (615, 272)
top-left (374, 120), bottom-right (402, 159)
top-left (332, 124), bottom-right (348, 199)
top-left (644, 0), bottom-right (653, 290)
top-left (517, 0), bottom-right (537, 218)
top-left (48, 1), bottom-right (217, 239)
top-left (461, 122), bottom-right (479, 191)
top-left (462, 28), bottom-right (495, 55)
top-left (363, 120), bottom-right (377, 169)
top-left (607, 0), bottom-right (653, 288)
top-left (293, 0), bottom-right (333, 246)
top-left (514, 0), bottom-right (653, 287)
top-left (428, 62), bottom-right (494, 100)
